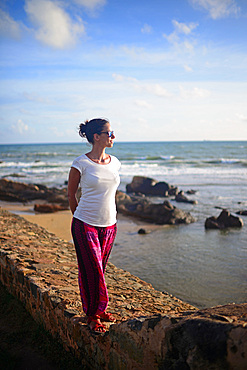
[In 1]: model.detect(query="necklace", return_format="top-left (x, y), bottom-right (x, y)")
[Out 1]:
top-left (88, 155), bottom-right (110, 164)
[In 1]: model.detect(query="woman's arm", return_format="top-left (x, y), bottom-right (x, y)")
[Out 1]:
top-left (67, 167), bottom-right (81, 214)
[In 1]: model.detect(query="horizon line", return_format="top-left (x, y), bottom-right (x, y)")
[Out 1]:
top-left (1, 139), bottom-right (247, 145)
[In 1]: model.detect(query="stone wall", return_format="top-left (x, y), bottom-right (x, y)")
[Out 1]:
top-left (0, 208), bottom-right (246, 369)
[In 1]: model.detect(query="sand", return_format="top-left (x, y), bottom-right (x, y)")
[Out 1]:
top-left (0, 201), bottom-right (161, 242)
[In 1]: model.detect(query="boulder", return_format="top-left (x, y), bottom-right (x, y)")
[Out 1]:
top-left (236, 210), bottom-right (247, 216)
top-left (0, 179), bottom-right (69, 207)
top-left (175, 191), bottom-right (198, 204)
top-left (205, 210), bottom-right (244, 229)
top-left (34, 204), bottom-right (68, 213)
top-left (186, 189), bottom-right (197, 194)
top-left (126, 176), bottom-right (178, 197)
top-left (137, 228), bottom-right (150, 234)
top-left (116, 191), bottom-right (195, 225)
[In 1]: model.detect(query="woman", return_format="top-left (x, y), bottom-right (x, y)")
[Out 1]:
top-left (67, 118), bottom-right (121, 334)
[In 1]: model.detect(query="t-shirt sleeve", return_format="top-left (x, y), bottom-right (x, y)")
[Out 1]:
top-left (71, 157), bottom-right (84, 174)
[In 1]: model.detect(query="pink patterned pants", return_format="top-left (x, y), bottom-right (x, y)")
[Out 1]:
top-left (71, 217), bottom-right (117, 317)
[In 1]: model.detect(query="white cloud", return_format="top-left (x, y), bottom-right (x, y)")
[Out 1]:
top-left (141, 23), bottom-right (152, 34)
top-left (134, 100), bottom-right (153, 109)
top-left (14, 119), bottom-right (29, 134)
top-left (71, 0), bottom-right (106, 12)
top-left (184, 64), bottom-right (193, 72)
top-left (51, 126), bottom-right (76, 138)
top-left (142, 83), bottom-right (172, 98)
top-left (183, 40), bottom-right (195, 51)
top-left (172, 20), bottom-right (198, 35)
top-left (24, 0), bottom-right (85, 49)
top-left (189, 0), bottom-right (240, 19)
top-left (0, 9), bottom-right (22, 39)
top-left (179, 85), bottom-right (210, 99)
top-left (113, 73), bottom-right (172, 98)
top-left (163, 20), bottom-right (198, 48)
top-left (236, 113), bottom-right (247, 121)
top-left (23, 91), bottom-right (53, 104)
top-left (164, 32), bottom-right (179, 44)
top-left (112, 73), bottom-right (137, 83)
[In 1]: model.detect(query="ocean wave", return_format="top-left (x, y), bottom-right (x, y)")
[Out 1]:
top-left (0, 161), bottom-right (46, 168)
top-left (120, 157), bottom-right (247, 167)
top-left (0, 161), bottom-right (71, 169)
top-left (118, 155), bottom-right (175, 161)
top-left (205, 158), bottom-right (245, 165)
top-left (120, 163), bottom-right (246, 179)
top-left (22, 167), bottom-right (69, 174)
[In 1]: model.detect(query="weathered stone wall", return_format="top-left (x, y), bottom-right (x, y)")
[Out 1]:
top-left (0, 208), bottom-right (246, 369)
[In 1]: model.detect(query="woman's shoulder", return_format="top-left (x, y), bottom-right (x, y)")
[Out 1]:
top-left (110, 155), bottom-right (121, 168)
top-left (71, 154), bottom-right (88, 170)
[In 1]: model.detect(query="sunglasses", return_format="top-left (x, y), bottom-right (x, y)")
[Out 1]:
top-left (101, 130), bottom-right (114, 137)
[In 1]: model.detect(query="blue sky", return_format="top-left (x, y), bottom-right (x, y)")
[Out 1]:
top-left (0, 0), bottom-right (247, 143)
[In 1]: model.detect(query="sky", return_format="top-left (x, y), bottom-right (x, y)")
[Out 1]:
top-left (0, 0), bottom-right (247, 143)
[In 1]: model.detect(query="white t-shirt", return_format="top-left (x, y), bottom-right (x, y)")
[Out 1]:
top-left (71, 154), bottom-right (121, 227)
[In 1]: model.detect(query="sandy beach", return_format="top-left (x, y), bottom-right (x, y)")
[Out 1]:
top-left (0, 201), bottom-right (160, 243)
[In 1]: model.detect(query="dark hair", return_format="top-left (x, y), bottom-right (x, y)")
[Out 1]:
top-left (79, 118), bottom-right (109, 144)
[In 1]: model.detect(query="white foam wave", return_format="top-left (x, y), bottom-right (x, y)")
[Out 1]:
top-left (0, 161), bottom-right (71, 169)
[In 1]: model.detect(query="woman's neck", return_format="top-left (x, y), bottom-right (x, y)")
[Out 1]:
top-left (86, 148), bottom-right (110, 164)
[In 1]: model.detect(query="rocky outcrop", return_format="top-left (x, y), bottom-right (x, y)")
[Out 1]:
top-left (205, 210), bottom-right (244, 229)
top-left (186, 189), bottom-right (197, 194)
top-left (126, 176), bottom-right (178, 196)
top-left (236, 210), bottom-right (247, 216)
top-left (34, 203), bottom-right (68, 213)
top-left (0, 178), bottom-right (69, 208)
top-left (175, 190), bottom-right (198, 204)
top-left (0, 208), bottom-right (246, 370)
top-left (116, 191), bottom-right (195, 225)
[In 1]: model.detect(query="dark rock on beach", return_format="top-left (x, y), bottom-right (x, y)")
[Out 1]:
top-left (138, 228), bottom-right (150, 234)
top-left (126, 176), bottom-right (178, 197)
top-left (34, 204), bottom-right (68, 213)
top-left (186, 189), bottom-right (197, 194)
top-left (116, 191), bottom-right (195, 225)
top-left (205, 210), bottom-right (244, 229)
top-left (236, 210), bottom-right (247, 216)
top-left (175, 190), bottom-right (198, 204)
top-left (0, 179), bottom-right (69, 208)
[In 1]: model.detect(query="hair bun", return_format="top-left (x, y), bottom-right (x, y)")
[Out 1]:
top-left (79, 122), bottom-right (87, 138)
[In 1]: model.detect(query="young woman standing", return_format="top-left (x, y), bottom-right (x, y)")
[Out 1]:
top-left (68, 118), bottom-right (121, 334)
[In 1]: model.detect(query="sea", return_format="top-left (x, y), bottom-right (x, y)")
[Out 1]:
top-left (0, 141), bottom-right (246, 309)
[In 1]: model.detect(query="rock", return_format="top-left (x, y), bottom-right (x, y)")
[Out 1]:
top-left (116, 191), bottom-right (195, 225)
top-left (175, 191), bottom-right (198, 204)
top-left (236, 210), bottom-right (247, 216)
top-left (126, 176), bottom-right (178, 197)
top-left (186, 189), bottom-right (197, 194)
top-left (34, 204), bottom-right (68, 213)
top-left (0, 179), bottom-right (69, 207)
top-left (138, 228), bottom-right (149, 234)
top-left (205, 210), bottom-right (244, 229)
top-left (5, 173), bottom-right (26, 178)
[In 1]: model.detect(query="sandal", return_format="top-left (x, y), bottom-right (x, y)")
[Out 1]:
top-left (87, 315), bottom-right (106, 335)
top-left (99, 311), bottom-right (116, 323)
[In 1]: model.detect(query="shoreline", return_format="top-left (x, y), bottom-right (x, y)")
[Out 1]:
top-left (0, 200), bottom-right (165, 242)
